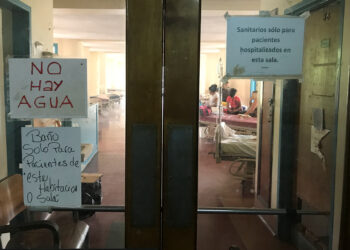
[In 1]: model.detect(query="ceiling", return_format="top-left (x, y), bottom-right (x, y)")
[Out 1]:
top-left (53, 0), bottom-right (260, 11)
top-left (53, 6), bottom-right (259, 54)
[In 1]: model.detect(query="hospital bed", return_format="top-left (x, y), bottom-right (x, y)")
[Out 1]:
top-left (89, 94), bottom-right (121, 112)
top-left (213, 122), bottom-right (257, 194)
top-left (200, 112), bottom-right (257, 134)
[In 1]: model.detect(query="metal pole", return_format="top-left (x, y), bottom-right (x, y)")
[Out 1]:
top-left (197, 207), bottom-right (329, 216)
top-left (43, 205), bottom-right (328, 216)
top-left (198, 207), bottom-right (287, 215)
top-left (45, 205), bottom-right (126, 213)
top-left (218, 58), bottom-right (224, 125)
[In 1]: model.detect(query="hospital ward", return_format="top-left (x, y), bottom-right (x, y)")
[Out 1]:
top-left (1, 0), bottom-right (350, 250)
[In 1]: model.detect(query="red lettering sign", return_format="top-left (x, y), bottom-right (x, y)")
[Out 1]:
top-left (60, 96), bottom-right (74, 108)
top-left (50, 97), bottom-right (58, 108)
top-left (43, 81), bottom-right (53, 91)
top-left (31, 62), bottom-right (43, 75)
top-left (31, 61), bottom-right (62, 75)
top-left (30, 80), bottom-right (42, 91)
top-left (18, 95), bottom-right (31, 108)
top-left (47, 62), bottom-right (62, 75)
top-left (53, 80), bottom-right (63, 91)
top-left (34, 96), bottom-right (45, 108)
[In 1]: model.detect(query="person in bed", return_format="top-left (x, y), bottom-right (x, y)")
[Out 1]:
top-left (226, 88), bottom-right (242, 114)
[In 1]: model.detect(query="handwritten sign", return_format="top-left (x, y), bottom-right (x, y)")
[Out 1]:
top-left (9, 59), bottom-right (87, 118)
top-left (21, 127), bottom-right (81, 207)
top-left (226, 16), bottom-right (305, 78)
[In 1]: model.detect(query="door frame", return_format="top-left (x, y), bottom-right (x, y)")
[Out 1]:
top-left (339, 66), bottom-right (350, 250)
top-left (284, 1), bottom-right (345, 249)
top-left (125, 0), bottom-right (163, 248)
top-left (0, 0), bottom-right (31, 176)
top-left (1, 1), bottom-right (342, 249)
top-left (257, 80), bottom-right (275, 208)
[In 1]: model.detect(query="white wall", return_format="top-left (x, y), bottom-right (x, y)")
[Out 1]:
top-left (88, 52), bottom-right (100, 97)
top-left (54, 39), bottom-right (108, 97)
top-left (270, 80), bottom-right (282, 209)
top-left (228, 79), bottom-right (251, 106)
top-left (201, 49), bottom-right (226, 94)
top-left (105, 53), bottom-right (125, 91)
top-left (200, 49), bottom-right (252, 106)
top-left (99, 53), bottom-right (106, 94)
top-left (53, 38), bottom-right (85, 58)
top-left (199, 54), bottom-right (207, 96)
top-left (21, 0), bottom-right (54, 56)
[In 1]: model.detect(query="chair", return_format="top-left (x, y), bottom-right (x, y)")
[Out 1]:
top-left (0, 174), bottom-right (89, 249)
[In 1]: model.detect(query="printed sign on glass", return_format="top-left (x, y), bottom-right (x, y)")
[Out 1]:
top-left (21, 127), bottom-right (81, 207)
top-left (226, 16), bottom-right (305, 78)
top-left (9, 58), bottom-right (87, 118)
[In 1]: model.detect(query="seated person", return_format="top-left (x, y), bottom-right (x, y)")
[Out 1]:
top-left (221, 80), bottom-right (230, 102)
top-left (226, 88), bottom-right (242, 114)
top-left (207, 84), bottom-right (219, 108)
top-left (244, 90), bottom-right (258, 117)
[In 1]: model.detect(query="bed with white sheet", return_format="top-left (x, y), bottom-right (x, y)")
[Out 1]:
top-left (214, 122), bottom-right (256, 191)
top-left (214, 122), bottom-right (256, 159)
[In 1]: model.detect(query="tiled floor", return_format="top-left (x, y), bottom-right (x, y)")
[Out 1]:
top-left (83, 101), bottom-right (126, 248)
top-left (82, 99), bottom-right (295, 250)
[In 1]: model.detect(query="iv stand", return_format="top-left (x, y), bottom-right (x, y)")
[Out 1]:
top-left (217, 58), bottom-right (224, 125)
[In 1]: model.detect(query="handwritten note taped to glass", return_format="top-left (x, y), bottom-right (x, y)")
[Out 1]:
top-left (9, 59), bottom-right (87, 118)
top-left (21, 127), bottom-right (81, 207)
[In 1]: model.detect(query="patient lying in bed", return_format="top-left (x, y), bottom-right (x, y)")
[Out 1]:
top-left (215, 122), bottom-right (256, 158)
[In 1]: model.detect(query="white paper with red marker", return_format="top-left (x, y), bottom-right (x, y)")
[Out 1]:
top-left (9, 58), bottom-right (87, 118)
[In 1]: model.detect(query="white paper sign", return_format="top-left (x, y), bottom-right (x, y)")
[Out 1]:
top-left (226, 16), bottom-right (305, 78)
top-left (9, 59), bottom-right (87, 118)
top-left (21, 127), bottom-right (81, 207)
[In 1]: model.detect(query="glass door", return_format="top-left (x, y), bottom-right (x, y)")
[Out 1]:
top-left (196, 1), bottom-right (344, 250)
top-left (0, 0), bottom-right (345, 250)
